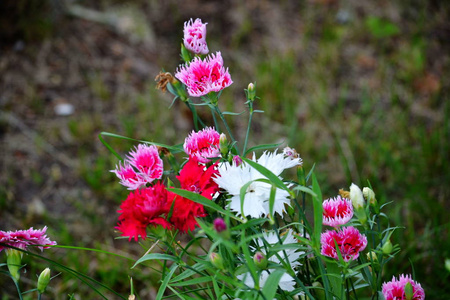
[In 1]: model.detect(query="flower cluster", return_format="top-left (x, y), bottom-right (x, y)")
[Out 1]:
top-left (114, 129), bottom-right (220, 240)
top-left (104, 17), bottom-right (426, 300)
top-left (0, 227), bottom-right (56, 252)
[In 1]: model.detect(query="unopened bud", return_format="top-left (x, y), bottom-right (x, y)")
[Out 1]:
top-left (253, 252), bottom-right (268, 270)
top-left (247, 83), bottom-right (256, 101)
top-left (350, 183), bottom-right (367, 226)
top-left (209, 252), bottom-right (224, 270)
top-left (350, 183), bottom-right (365, 209)
top-left (219, 133), bottom-right (228, 156)
top-left (233, 155), bottom-right (243, 166)
top-left (366, 251), bottom-right (378, 262)
top-left (382, 240), bottom-right (393, 255)
top-left (363, 187), bottom-right (379, 213)
top-left (37, 268), bottom-right (51, 294)
top-left (213, 218), bottom-right (227, 233)
top-left (404, 282), bottom-right (414, 300)
top-left (6, 249), bottom-right (22, 282)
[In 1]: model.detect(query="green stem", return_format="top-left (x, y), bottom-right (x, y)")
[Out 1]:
top-left (243, 102), bottom-right (254, 156)
top-left (38, 293), bottom-right (42, 300)
top-left (210, 105), bottom-right (220, 132)
top-left (214, 105), bottom-right (239, 154)
top-left (13, 278), bottom-right (23, 300)
top-left (185, 100), bottom-right (206, 130)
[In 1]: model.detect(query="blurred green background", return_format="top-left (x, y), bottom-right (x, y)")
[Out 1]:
top-left (0, 0), bottom-right (448, 299)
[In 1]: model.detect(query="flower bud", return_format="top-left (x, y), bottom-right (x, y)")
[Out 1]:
top-left (247, 83), bottom-right (256, 101)
top-left (350, 183), bottom-right (365, 209)
top-left (37, 268), bottom-right (51, 294)
top-left (363, 187), bottom-right (379, 214)
top-left (213, 218), bottom-right (227, 233)
top-left (382, 240), bottom-right (393, 255)
top-left (209, 252), bottom-right (224, 270)
top-left (253, 252), bottom-right (268, 270)
top-left (233, 155), bottom-right (243, 166)
top-left (405, 282), bottom-right (414, 300)
top-left (219, 133), bottom-right (228, 156)
top-left (350, 183), bottom-right (367, 226)
top-left (6, 249), bottom-right (22, 282)
top-left (366, 251), bottom-right (378, 262)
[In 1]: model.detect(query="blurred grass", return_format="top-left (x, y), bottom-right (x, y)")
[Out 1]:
top-left (0, 0), bottom-right (449, 299)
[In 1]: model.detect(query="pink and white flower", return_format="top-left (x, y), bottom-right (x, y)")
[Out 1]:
top-left (0, 227), bottom-right (56, 252)
top-left (320, 226), bottom-right (367, 262)
top-left (183, 18), bottom-right (209, 55)
top-left (322, 196), bottom-right (353, 227)
top-left (112, 144), bottom-right (163, 190)
top-left (382, 274), bottom-right (425, 300)
top-left (183, 127), bottom-right (221, 163)
top-left (175, 52), bottom-right (233, 97)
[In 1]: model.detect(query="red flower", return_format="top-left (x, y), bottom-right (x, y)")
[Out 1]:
top-left (116, 182), bottom-right (172, 241)
top-left (169, 159), bottom-right (219, 232)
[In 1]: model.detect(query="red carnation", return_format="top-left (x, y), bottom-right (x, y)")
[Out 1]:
top-left (169, 159), bottom-right (219, 232)
top-left (116, 182), bottom-right (172, 241)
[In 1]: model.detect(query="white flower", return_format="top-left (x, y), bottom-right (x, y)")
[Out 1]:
top-left (214, 150), bottom-right (301, 218)
top-left (255, 229), bottom-right (304, 269)
top-left (237, 271), bottom-right (297, 293)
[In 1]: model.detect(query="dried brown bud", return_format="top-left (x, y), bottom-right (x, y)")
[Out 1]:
top-left (155, 72), bottom-right (175, 92)
top-left (339, 189), bottom-right (350, 199)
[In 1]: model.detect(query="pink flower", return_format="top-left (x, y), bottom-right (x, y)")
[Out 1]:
top-left (0, 227), bottom-right (56, 252)
top-left (322, 196), bottom-right (353, 227)
top-left (183, 18), bottom-right (209, 55)
top-left (112, 162), bottom-right (147, 190)
top-left (382, 274), bottom-right (425, 300)
top-left (320, 226), bottom-right (367, 262)
top-left (112, 144), bottom-right (163, 190)
top-left (183, 127), bottom-right (221, 163)
top-left (175, 52), bottom-right (233, 97)
top-left (116, 182), bottom-right (173, 241)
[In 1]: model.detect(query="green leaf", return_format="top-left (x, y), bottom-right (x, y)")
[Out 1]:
top-left (244, 142), bottom-right (283, 156)
top-left (156, 264), bottom-right (178, 300)
top-left (171, 263), bottom-right (208, 283)
top-left (171, 276), bottom-right (213, 287)
top-left (241, 158), bottom-right (293, 197)
top-left (132, 253), bottom-right (180, 269)
top-left (99, 132), bottom-right (184, 154)
top-left (169, 188), bottom-right (241, 222)
top-left (262, 269), bottom-right (285, 299)
top-left (222, 111), bottom-right (245, 116)
top-left (292, 185), bottom-right (317, 197)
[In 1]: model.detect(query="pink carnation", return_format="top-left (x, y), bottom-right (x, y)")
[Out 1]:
top-left (183, 127), bottom-right (221, 163)
top-left (382, 274), bottom-right (425, 300)
top-left (175, 52), bottom-right (233, 97)
top-left (112, 144), bottom-right (163, 190)
top-left (320, 226), bottom-right (367, 262)
top-left (183, 18), bottom-right (209, 55)
top-left (322, 196), bottom-right (353, 227)
top-left (0, 227), bottom-right (56, 252)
